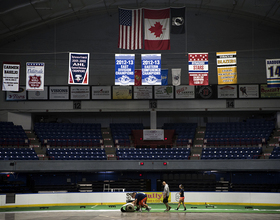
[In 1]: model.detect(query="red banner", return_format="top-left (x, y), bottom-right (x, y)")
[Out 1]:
top-left (188, 53), bottom-right (209, 85)
top-left (134, 69), bottom-right (142, 86)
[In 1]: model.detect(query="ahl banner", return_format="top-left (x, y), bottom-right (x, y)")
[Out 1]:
top-left (266, 58), bottom-right (280, 87)
top-left (188, 53), bottom-right (208, 85)
top-left (26, 62), bottom-right (44, 91)
top-left (2, 62), bottom-right (20, 92)
top-left (115, 54), bottom-right (135, 85)
top-left (172, 68), bottom-right (181, 86)
top-left (68, 52), bottom-right (89, 85)
top-left (217, 66), bottom-right (237, 84)
top-left (141, 54), bottom-right (161, 85)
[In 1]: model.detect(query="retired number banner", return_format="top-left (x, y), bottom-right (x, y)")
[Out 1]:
top-left (142, 54), bottom-right (161, 85)
top-left (26, 62), bottom-right (44, 91)
top-left (188, 53), bottom-right (208, 85)
top-left (216, 51), bottom-right (237, 84)
top-left (266, 58), bottom-right (280, 87)
top-left (2, 62), bottom-right (20, 91)
top-left (115, 54), bottom-right (135, 85)
top-left (68, 52), bottom-right (89, 85)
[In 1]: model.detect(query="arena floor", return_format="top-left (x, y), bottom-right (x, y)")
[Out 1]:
top-left (1, 204), bottom-right (280, 220)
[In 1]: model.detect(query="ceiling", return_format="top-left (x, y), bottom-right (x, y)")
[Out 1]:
top-left (0, 0), bottom-right (280, 42)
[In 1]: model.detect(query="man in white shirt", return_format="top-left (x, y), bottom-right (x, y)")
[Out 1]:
top-left (162, 181), bottom-right (171, 211)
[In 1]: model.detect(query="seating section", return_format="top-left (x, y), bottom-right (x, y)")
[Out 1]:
top-left (0, 147), bottom-right (38, 160)
top-left (162, 123), bottom-right (197, 146)
top-left (0, 122), bottom-right (29, 147)
top-left (204, 121), bottom-right (274, 146)
top-left (269, 146), bottom-right (280, 159)
top-left (116, 147), bottom-right (191, 160)
top-left (34, 123), bottom-right (103, 147)
top-left (47, 147), bottom-right (107, 160)
top-left (110, 123), bottom-right (143, 147)
top-left (201, 146), bottom-right (262, 160)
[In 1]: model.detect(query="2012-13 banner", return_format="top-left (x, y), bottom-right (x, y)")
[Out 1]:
top-left (141, 54), bottom-right (161, 85)
top-left (115, 54), bottom-right (135, 85)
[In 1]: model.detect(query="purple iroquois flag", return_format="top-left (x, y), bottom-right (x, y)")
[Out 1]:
top-left (118, 8), bottom-right (143, 50)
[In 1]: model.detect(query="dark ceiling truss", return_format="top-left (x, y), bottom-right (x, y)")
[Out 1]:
top-left (0, 0), bottom-right (279, 42)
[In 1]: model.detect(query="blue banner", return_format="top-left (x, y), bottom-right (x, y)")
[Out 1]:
top-left (68, 52), bottom-right (89, 84)
top-left (161, 69), bottom-right (168, 85)
top-left (141, 54), bottom-right (161, 85)
top-left (115, 54), bottom-right (135, 85)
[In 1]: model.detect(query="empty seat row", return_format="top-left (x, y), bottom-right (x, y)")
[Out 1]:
top-left (49, 155), bottom-right (107, 160)
top-left (118, 154), bottom-right (189, 160)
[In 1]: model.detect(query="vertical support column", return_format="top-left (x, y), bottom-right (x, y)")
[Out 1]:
top-left (277, 112), bottom-right (280, 128)
top-left (150, 110), bottom-right (157, 129)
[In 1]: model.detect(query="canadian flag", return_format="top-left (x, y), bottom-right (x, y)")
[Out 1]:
top-left (144, 8), bottom-right (170, 50)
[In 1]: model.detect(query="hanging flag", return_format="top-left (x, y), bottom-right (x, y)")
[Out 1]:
top-left (171, 7), bottom-right (185, 34)
top-left (118, 8), bottom-right (143, 50)
top-left (188, 53), bottom-right (208, 85)
top-left (68, 52), bottom-right (89, 85)
top-left (216, 51), bottom-right (237, 84)
top-left (144, 8), bottom-right (170, 50)
top-left (141, 54), bottom-right (161, 85)
top-left (2, 62), bottom-right (20, 91)
top-left (161, 69), bottom-right (168, 85)
top-left (115, 54), bottom-right (135, 85)
top-left (26, 62), bottom-right (44, 91)
top-left (134, 69), bottom-right (142, 86)
top-left (172, 68), bottom-right (181, 86)
top-left (266, 58), bottom-right (280, 87)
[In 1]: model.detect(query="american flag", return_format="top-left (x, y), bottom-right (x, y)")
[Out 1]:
top-left (118, 8), bottom-right (143, 50)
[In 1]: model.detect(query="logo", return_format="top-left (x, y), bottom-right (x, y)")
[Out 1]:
top-left (75, 74), bottom-right (83, 82)
top-left (172, 17), bottom-right (184, 26)
top-left (199, 86), bottom-right (212, 99)
top-left (28, 75), bottom-right (41, 88)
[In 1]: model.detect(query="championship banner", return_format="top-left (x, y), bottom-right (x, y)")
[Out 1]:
top-left (161, 69), bottom-right (168, 85)
top-left (134, 69), bottom-right (142, 86)
top-left (217, 66), bottom-right (237, 84)
top-left (115, 54), bottom-right (135, 85)
top-left (217, 51), bottom-right (237, 85)
top-left (68, 52), bottom-right (89, 85)
top-left (188, 53), bottom-right (208, 85)
top-left (141, 54), bottom-right (161, 85)
top-left (2, 62), bottom-right (20, 91)
top-left (266, 58), bottom-right (280, 87)
top-left (26, 62), bottom-right (44, 91)
top-left (172, 68), bottom-right (181, 86)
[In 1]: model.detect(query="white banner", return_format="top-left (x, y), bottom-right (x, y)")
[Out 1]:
top-left (172, 68), bottom-right (181, 86)
top-left (134, 86), bottom-right (153, 99)
top-left (2, 62), bottom-right (20, 91)
top-left (26, 62), bottom-right (44, 91)
top-left (239, 85), bottom-right (259, 98)
top-left (217, 85), bottom-right (237, 98)
top-left (154, 86), bottom-right (173, 99)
